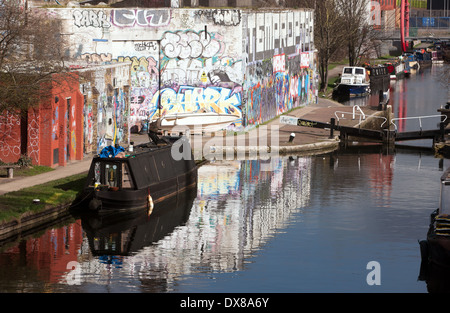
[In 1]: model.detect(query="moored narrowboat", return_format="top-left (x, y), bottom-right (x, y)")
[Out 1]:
top-left (333, 66), bottom-right (370, 98)
top-left (70, 133), bottom-right (198, 212)
top-left (419, 167), bottom-right (450, 281)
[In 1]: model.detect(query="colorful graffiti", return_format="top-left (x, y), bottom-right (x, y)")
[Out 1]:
top-left (80, 66), bottom-right (129, 154)
top-left (245, 54), bottom-right (314, 126)
top-left (64, 8), bottom-right (317, 133)
top-left (150, 86), bottom-right (242, 126)
top-left (111, 9), bottom-right (171, 28)
top-left (96, 88), bottom-right (127, 153)
top-left (160, 30), bottom-right (242, 87)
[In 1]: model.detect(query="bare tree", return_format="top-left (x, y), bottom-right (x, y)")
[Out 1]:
top-left (336, 0), bottom-right (373, 66)
top-left (0, 0), bottom-right (72, 114)
top-left (286, 0), bottom-right (345, 92)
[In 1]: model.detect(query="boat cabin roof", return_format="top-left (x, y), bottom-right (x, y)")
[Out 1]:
top-left (342, 67), bottom-right (366, 75)
top-left (87, 136), bottom-right (195, 190)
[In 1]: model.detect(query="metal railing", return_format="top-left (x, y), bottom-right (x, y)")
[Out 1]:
top-left (389, 114), bottom-right (448, 131)
top-left (334, 106), bottom-right (387, 127)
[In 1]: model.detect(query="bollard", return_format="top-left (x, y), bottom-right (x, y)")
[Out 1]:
top-left (329, 118), bottom-right (335, 139)
top-left (289, 133), bottom-right (295, 143)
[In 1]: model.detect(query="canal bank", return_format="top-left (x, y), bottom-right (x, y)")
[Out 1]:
top-left (0, 97), bottom-right (387, 241)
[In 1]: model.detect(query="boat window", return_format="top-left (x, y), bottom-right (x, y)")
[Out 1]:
top-left (105, 163), bottom-right (119, 187)
top-left (355, 68), bottom-right (364, 75)
top-left (122, 163), bottom-right (134, 189)
top-left (343, 68), bottom-right (353, 74)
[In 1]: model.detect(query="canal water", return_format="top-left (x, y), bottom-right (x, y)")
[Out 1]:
top-left (0, 64), bottom-right (448, 294)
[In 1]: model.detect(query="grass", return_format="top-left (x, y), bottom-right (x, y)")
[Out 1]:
top-left (0, 165), bottom-right (54, 178)
top-left (0, 173), bottom-right (86, 223)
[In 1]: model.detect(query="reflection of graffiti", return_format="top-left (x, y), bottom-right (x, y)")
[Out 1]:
top-left (151, 86), bottom-right (242, 125)
top-left (111, 9), bottom-right (171, 28)
top-left (73, 10), bottom-right (111, 28)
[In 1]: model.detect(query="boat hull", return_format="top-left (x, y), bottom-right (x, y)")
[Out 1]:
top-left (71, 136), bottom-right (198, 213)
top-left (335, 83), bottom-right (370, 97)
top-left (81, 172), bottom-right (198, 211)
top-left (155, 112), bottom-right (240, 133)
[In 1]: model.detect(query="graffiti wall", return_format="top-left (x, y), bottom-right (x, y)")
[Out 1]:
top-left (54, 7), bottom-right (315, 132)
top-left (0, 112), bottom-right (21, 164)
top-left (77, 63), bottom-right (131, 154)
top-left (243, 10), bottom-right (318, 126)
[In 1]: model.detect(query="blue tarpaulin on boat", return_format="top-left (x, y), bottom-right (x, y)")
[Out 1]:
top-left (99, 145), bottom-right (125, 158)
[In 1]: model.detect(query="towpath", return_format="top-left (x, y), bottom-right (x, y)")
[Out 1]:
top-left (0, 97), bottom-right (380, 195)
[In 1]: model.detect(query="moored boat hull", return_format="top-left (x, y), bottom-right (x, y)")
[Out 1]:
top-left (71, 135), bottom-right (198, 213)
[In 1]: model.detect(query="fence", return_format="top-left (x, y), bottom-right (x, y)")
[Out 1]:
top-left (409, 16), bottom-right (450, 29)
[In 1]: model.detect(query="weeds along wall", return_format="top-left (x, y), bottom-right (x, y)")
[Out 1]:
top-left (53, 7), bottom-right (316, 132)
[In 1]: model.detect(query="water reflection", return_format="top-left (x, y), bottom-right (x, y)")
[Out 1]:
top-left (78, 187), bottom-right (196, 256)
top-left (0, 148), bottom-right (447, 292)
top-left (0, 156), bottom-right (313, 292)
top-left (0, 219), bottom-right (83, 292)
top-left (107, 157), bottom-right (313, 292)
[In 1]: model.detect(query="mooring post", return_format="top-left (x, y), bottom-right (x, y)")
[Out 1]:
top-left (329, 118), bottom-right (335, 139)
top-left (382, 105), bottom-right (395, 145)
top-left (377, 90), bottom-right (383, 111)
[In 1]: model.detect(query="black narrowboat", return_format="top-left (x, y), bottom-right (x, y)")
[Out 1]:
top-left (71, 132), bottom-right (198, 212)
top-left (419, 167), bottom-right (450, 288)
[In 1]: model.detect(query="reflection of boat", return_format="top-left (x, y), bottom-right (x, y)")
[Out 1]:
top-left (151, 111), bottom-right (240, 133)
top-left (76, 186), bottom-right (196, 256)
top-left (71, 133), bottom-right (197, 212)
top-left (419, 167), bottom-right (450, 288)
top-left (333, 66), bottom-right (370, 98)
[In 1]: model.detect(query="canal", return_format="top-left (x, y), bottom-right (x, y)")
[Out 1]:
top-left (0, 64), bottom-right (449, 293)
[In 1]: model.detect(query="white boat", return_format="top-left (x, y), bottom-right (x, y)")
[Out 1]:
top-left (151, 111), bottom-right (240, 133)
top-left (334, 66), bottom-right (370, 97)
